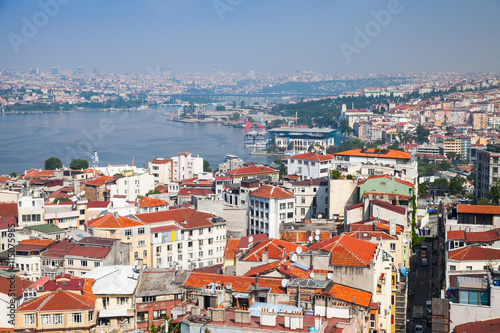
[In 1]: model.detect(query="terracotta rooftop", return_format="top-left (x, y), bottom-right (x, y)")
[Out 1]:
top-left (448, 246), bottom-right (500, 261)
top-left (134, 208), bottom-right (216, 229)
top-left (150, 158), bottom-right (171, 164)
top-left (344, 231), bottom-right (397, 240)
top-left (250, 185), bottom-right (294, 199)
top-left (86, 213), bottom-right (145, 228)
top-left (0, 275), bottom-right (31, 298)
top-left (458, 204), bottom-right (500, 215)
top-left (16, 289), bottom-right (95, 312)
top-left (321, 283), bottom-right (372, 308)
top-left (454, 316), bottom-right (500, 333)
top-left (334, 148), bottom-right (411, 160)
top-left (23, 169), bottom-right (55, 179)
top-left (371, 199), bottom-right (406, 215)
top-left (465, 229), bottom-right (500, 243)
top-left (138, 196), bottom-right (168, 208)
top-left (183, 272), bottom-right (286, 294)
top-left (0, 202), bottom-right (17, 218)
top-left (226, 166), bottom-right (278, 176)
top-left (447, 230), bottom-right (465, 240)
top-left (85, 175), bottom-right (114, 187)
top-left (242, 239), bottom-right (305, 262)
top-left (224, 239), bottom-right (240, 260)
top-left (289, 152), bottom-right (335, 162)
top-left (177, 188), bottom-right (215, 197)
top-left (308, 234), bottom-right (378, 267)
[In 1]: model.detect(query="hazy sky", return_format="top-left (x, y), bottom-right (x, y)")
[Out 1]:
top-left (1, 0), bottom-right (499, 74)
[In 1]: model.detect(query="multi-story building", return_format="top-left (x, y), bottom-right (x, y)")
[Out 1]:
top-left (287, 152), bottom-right (335, 180)
top-left (171, 152), bottom-right (203, 182)
top-left (267, 127), bottom-right (341, 152)
top-left (148, 158), bottom-right (172, 185)
top-left (471, 112), bottom-right (488, 130)
top-left (226, 166), bottom-right (279, 183)
top-left (290, 179), bottom-right (329, 221)
top-left (14, 239), bottom-right (54, 281)
top-left (107, 172), bottom-right (155, 202)
top-left (18, 196), bottom-right (44, 228)
top-left (476, 144), bottom-right (500, 199)
top-left (248, 185), bottom-right (294, 239)
top-left (218, 154), bottom-right (244, 173)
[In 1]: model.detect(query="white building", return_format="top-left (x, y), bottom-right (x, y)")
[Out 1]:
top-left (287, 152), bottom-right (335, 180)
top-left (148, 158), bottom-right (172, 185)
top-left (107, 172), bottom-right (154, 201)
top-left (171, 152), bottom-right (204, 182)
top-left (18, 196), bottom-right (44, 228)
top-left (290, 179), bottom-right (329, 221)
top-left (248, 185), bottom-right (295, 239)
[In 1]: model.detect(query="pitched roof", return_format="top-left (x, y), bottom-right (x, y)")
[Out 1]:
top-left (358, 174), bottom-right (414, 188)
top-left (334, 148), bottom-right (411, 160)
top-left (66, 245), bottom-right (111, 259)
top-left (42, 277), bottom-right (94, 292)
top-left (42, 239), bottom-right (77, 258)
top-left (345, 202), bottom-right (364, 210)
top-left (344, 231), bottom-right (397, 240)
top-left (308, 234), bottom-right (378, 267)
top-left (86, 213), bottom-right (144, 228)
top-left (134, 208), bottom-right (216, 229)
top-left (0, 275), bottom-right (31, 298)
top-left (16, 289), bottom-right (95, 312)
top-left (465, 229), bottom-right (500, 243)
top-left (224, 239), bottom-right (240, 260)
top-left (23, 169), bottom-right (55, 179)
top-left (177, 188), bottom-right (215, 197)
top-left (183, 272), bottom-right (285, 294)
top-left (321, 283), bottom-right (372, 308)
top-left (447, 230), bottom-right (465, 240)
top-left (0, 217), bottom-right (17, 229)
top-left (0, 202), bottom-right (17, 218)
top-left (242, 239), bottom-right (305, 261)
top-left (458, 204), bottom-right (500, 215)
top-left (454, 316), bottom-right (500, 333)
top-left (150, 158), bottom-right (171, 164)
top-left (138, 196), bottom-right (168, 208)
top-left (85, 175), bottom-right (113, 187)
top-left (243, 261), bottom-right (281, 277)
top-left (24, 223), bottom-right (64, 234)
top-left (226, 166), bottom-right (278, 176)
top-left (289, 152), bottom-right (335, 162)
top-left (349, 218), bottom-right (403, 235)
top-left (448, 246), bottom-right (500, 261)
top-left (371, 199), bottom-right (406, 215)
top-left (249, 185), bottom-right (294, 199)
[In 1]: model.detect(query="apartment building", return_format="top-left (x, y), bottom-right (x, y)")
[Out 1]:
top-left (18, 196), bottom-right (44, 228)
top-left (476, 144), bottom-right (500, 199)
top-left (290, 179), bottom-right (329, 221)
top-left (287, 152), bottom-right (335, 180)
top-left (171, 152), bottom-right (203, 182)
top-left (148, 158), bottom-right (172, 185)
top-left (472, 112), bottom-right (488, 130)
top-left (248, 185), bottom-right (294, 239)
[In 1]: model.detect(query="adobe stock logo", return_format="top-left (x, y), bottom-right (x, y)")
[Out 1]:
top-left (7, 0), bottom-right (70, 54)
top-left (340, 0), bottom-right (403, 64)
top-left (213, 0), bottom-right (243, 22)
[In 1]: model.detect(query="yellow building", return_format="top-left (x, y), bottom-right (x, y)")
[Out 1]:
top-left (15, 289), bottom-right (96, 333)
top-left (472, 112), bottom-right (488, 130)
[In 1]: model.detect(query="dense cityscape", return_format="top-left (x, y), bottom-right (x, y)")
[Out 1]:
top-left (2, 1), bottom-right (500, 333)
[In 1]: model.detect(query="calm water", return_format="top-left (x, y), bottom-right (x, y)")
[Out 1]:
top-left (0, 107), bottom-right (274, 174)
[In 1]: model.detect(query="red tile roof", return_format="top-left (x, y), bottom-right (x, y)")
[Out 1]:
top-left (0, 217), bottom-right (17, 229)
top-left (238, 234), bottom-right (269, 248)
top-left (344, 231), bottom-right (397, 240)
top-left (177, 188), bottom-right (215, 197)
top-left (0, 275), bottom-right (31, 298)
top-left (349, 218), bottom-right (403, 235)
top-left (308, 234), bottom-right (378, 267)
top-left (66, 245), bottom-right (111, 259)
top-left (42, 239), bottom-right (77, 258)
top-left (371, 199), bottom-right (406, 215)
top-left (458, 204), bottom-right (500, 215)
top-left (86, 213), bottom-right (145, 228)
top-left (321, 283), bottom-right (372, 308)
top-left (448, 246), bottom-right (500, 261)
top-left (289, 152), bottom-right (335, 162)
top-left (465, 229), bottom-right (500, 243)
top-left (334, 148), bottom-right (411, 160)
top-left (242, 239), bottom-right (305, 261)
top-left (23, 169), bottom-right (55, 179)
top-left (150, 158), bottom-right (171, 164)
top-left (226, 166), bottom-right (278, 176)
top-left (183, 272), bottom-right (286, 294)
top-left (87, 201), bottom-right (110, 209)
top-left (42, 277), bottom-right (93, 292)
top-left (454, 316), bottom-right (500, 333)
top-left (244, 261), bottom-right (281, 277)
top-left (134, 208), bottom-right (216, 229)
top-left (151, 224), bottom-right (181, 233)
top-left (224, 239), bottom-right (240, 260)
top-left (16, 289), bottom-right (95, 312)
top-left (0, 203), bottom-right (17, 218)
top-left (447, 230), bottom-right (465, 240)
top-left (345, 202), bottom-right (364, 211)
top-left (85, 175), bottom-right (113, 187)
top-left (250, 185), bottom-right (294, 199)
top-left (138, 196), bottom-right (168, 208)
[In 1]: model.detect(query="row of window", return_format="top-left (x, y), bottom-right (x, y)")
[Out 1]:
top-left (25, 312), bottom-right (93, 325)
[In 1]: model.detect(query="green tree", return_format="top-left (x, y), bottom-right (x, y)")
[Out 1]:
top-left (203, 159), bottom-right (212, 172)
top-left (151, 323), bottom-right (157, 333)
top-left (145, 189), bottom-right (161, 197)
top-left (418, 182), bottom-right (427, 198)
top-left (69, 159), bottom-right (89, 170)
top-left (216, 105), bottom-right (226, 111)
top-left (44, 157), bottom-right (62, 170)
top-left (330, 169), bottom-right (342, 179)
top-left (10, 172), bottom-right (17, 177)
top-left (232, 112), bottom-right (240, 120)
top-left (53, 197), bottom-right (72, 204)
top-left (446, 152), bottom-right (457, 161)
top-left (449, 178), bottom-right (464, 196)
top-left (415, 125), bottom-right (430, 144)
top-left (488, 183), bottom-right (500, 205)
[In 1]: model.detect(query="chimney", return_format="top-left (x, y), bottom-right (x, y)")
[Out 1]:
top-left (255, 274), bottom-right (259, 288)
top-left (262, 246), bottom-right (269, 264)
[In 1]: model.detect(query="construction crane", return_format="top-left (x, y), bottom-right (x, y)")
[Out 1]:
top-left (72, 142), bottom-right (99, 169)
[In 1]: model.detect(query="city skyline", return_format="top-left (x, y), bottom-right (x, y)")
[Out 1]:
top-left (1, 0), bottom-right (500, 74)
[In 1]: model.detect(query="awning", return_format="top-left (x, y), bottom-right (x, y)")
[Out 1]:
top-left (99, 309), bottom-right (132, 318)
top-left (233, 293), bottom-right (251, 299)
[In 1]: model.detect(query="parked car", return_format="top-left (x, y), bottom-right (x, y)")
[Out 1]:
top-left (414, 324), bottom-right (424, 333)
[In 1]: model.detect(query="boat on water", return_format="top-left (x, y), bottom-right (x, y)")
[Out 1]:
top-left (244, 131), bottom-right (269, 149)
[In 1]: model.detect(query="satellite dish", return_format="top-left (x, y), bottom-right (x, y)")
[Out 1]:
top-left (318, 214), bottom-right (323, 219)
top-left (291, 253), bottom-right (298, 262)
top-left (72, 196), bottom-right (78, 202)
top-left (315, 235), bottom-right (320, 241)
top-left (310, 272), bottom-right (315, 279)
top-left (315, 229), bottom-right (320, 236)
top-left (296, 247), bottom-right (303, 254)
top-left (248, 236), bottom-right (254, 243)
top-left (281, 279), bottom-right (289, 288)
top-left (327, 273), bottom-right (333, 280)
top-left (309, 236), bottom-right (314, 242)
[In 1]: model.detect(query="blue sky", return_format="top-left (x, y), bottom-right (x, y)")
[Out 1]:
top-left (1, 0), bottom-right (499, 74)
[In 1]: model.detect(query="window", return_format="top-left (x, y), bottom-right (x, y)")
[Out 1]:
top-left (142, 296), bottom-right (157, 302)
top-left (178, 254), bottom-right (182, 260)
top-left (280, 213), bottom-right (286, 220)
top-left (199, 240), bottom-right (203, 246)
top-left (153, 309), bottom-right (167, 320)
top-left (301, 197), bottom-right (306, 204)
top-left (280, 203), bottom-right (286, 210)
top-left (390, 243), bottom-right (396, 252)
top-left (450, 265), bottom-right (456, 271)
top-left (68, 259), bottom-right (74, 266)
top-left (24, 314), bottom-right (35, 325)
top-left (94, 262), bottom-right (100, 267)
top-left (125, 229), bottom-right (132, 237)
top-left (41, 314), bottom-right (51, 325)
top-left (209, 238), bottom-right (213, 244)
top-left (199, 229), bottom-right (204, 235)
top-left (89, 311), bottom-right (94, 322)
top-left (138, 227), bottom-right (145, 235)
top-left (466, 266), bottom-right (472, 270)
top-left (188, 241), bottom-right (193, 248)
top-left (117, 297), bottom-right (129, 305)
top-left (102, 297), bottom-right (110, 307)
top-left (287, 202), bottom-right (293, 208)
top-left (199, 251), bottom-right (203, 257)
top-left (72, 313), bottom-right (82, 324)
top-left (135, 252), bottom-right (139, 259)
top-left (208, 249), bottom-right (213, 255)
top-left (53, 313), bottom-right (63, 325)
top-left (301, 208), bottom-right (305, 215)
top-left (370, 314), bottom-right (375, 328)
top-left (138, 240), bottom-right (145, 246)
top-left (81, 260), bottom-right (87, 267)
top-left (287, 212), bottom-right (293, 218)
top-left (143, 250), bottom-right (147, 257)
top-left (313, 187), bottom-right (317, 192)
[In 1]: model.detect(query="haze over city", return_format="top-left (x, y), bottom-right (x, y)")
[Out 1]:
top-left (1, 0), bottom-right (500, 74)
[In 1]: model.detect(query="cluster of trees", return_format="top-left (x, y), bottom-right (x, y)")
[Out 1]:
top-left (417, 157), bottom-right (452, 177)
top-left (326, 138), bottom-right (384, 154)
top-left (418, 177), bottom-right (465, 198)
top-left (44, 157), bottom-right (89, 170)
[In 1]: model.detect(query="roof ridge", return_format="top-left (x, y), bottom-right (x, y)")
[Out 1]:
top-left (37, 290), bottom-right (56, 310)
top-left (339, 234), bottom-right (372, 266)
